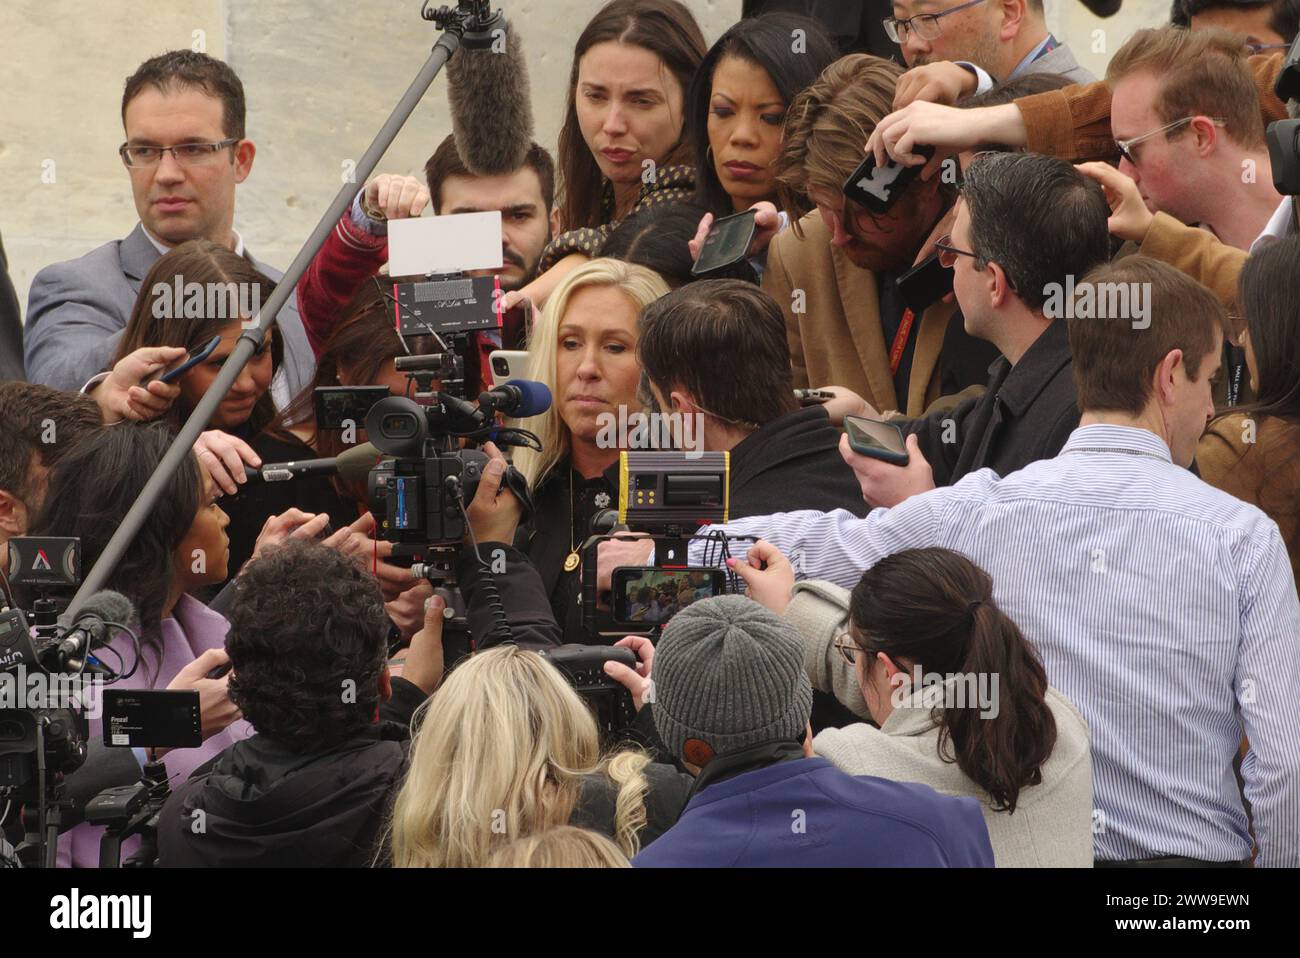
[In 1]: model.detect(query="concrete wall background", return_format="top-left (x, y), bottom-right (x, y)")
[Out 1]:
top-left (1, 0), bottom-right (1167, 318)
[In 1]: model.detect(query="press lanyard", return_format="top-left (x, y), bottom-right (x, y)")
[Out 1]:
top-left (890, 308), bottom-right (915, 376)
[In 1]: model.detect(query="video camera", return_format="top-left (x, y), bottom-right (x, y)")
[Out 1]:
top-left (1267, 34), bottom-right (1300, 195)
top-left (580, 452), bottom-right (752, 640)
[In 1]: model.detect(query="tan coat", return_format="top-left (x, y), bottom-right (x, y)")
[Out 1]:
top-left (762, 211), bottom-right (955, 417)
top-left (1199, 414), bottom-right (1300, 586)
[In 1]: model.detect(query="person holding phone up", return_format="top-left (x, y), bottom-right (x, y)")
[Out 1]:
top-left (838, 152), bottom-right (1109, 509)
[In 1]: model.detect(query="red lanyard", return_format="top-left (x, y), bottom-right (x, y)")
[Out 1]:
top-left (889, 308), bottom-right (915, 376)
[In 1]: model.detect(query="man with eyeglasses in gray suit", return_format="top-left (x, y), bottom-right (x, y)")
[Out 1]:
top-left (885, 0), bottom-right (1094, 96)
top-left (24, 50), bottom-right (313, 402)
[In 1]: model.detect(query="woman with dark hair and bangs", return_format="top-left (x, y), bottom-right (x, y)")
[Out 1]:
top-left (500, 0), bottom-right (707, 313)
top-left (1199, 233), bottom-right (1300, 581)
top-left (736, 543), bottom-right (1094, 867)
top-left (25, 422), bottom-right (246, 868)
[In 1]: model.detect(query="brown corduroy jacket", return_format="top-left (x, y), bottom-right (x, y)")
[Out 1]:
top-left (761, 212), bottom-right (956, 417)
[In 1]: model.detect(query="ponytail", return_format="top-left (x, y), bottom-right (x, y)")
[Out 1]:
top-left (849, 549), bottom-right (1057, 813)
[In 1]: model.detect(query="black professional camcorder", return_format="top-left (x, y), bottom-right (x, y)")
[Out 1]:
top-left (1266, 34), bottom-right (1300, 195)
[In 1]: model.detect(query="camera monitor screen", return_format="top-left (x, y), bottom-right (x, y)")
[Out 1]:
top-left (611, 567), bottom-right (725, 628)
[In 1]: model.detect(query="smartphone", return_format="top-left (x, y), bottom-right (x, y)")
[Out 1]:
top-left (896, 253), bottom-right (955, 314)
top-left (313, 385), bottom-right (392, 430)
top-left (611, 566), bottom-right (726, 628)
top-left (152, 335), bottom-right (221, 385)
top-left (842, 146), bottom-right (935, 215)
top-left (794, 388), bottom-right (836, 407)
top-left (843, 415), bottom-right (910, 466)
top-left (691, 208), bottom-right (758, 276)
top-left (489, 349), bottom-right (531, 387)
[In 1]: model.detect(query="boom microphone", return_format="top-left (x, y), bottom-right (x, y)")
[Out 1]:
top-left (52, 590), bottom-right (136, 670)
top-left (445, 15), bottom-right (536, 176)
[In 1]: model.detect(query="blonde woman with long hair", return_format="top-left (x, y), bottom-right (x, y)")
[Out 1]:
top-left (510, 258), bottom-right (671, 638)
top-left (388, 645), bottom-right (690, 867)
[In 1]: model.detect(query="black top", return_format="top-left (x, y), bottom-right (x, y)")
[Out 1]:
top-left (728, 405), bottom-right (872, 519)
top-left (902, 319), bottom-right (1079, 486)
top-left (517, 460), bottom-right (620, 642)
top-left (218, 432), bottom-right (358, 586)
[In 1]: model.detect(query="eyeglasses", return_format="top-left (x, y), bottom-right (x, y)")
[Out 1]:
top-left (1244, 41), bottom-right (1290, 56)
top-left (1113, 116), bottom-right (1224, 167)
top-left (884, 0), bottom-right (987, 44)
top-left (932, 233), bottom-right (977, 269)
top-left (833, 634), bottom-right (861, 666)
top-left (119, 139), bottom-right (240, 168)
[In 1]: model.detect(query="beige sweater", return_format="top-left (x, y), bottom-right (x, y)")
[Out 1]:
top-left (785, 580), bottom-right (1095, 868)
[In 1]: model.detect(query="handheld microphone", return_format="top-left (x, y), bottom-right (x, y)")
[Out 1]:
top-left (445, 15), bottom-right (535, 176)
top-left (478, 379), bottom-right (552, 419)
top-left (51, 590), bottom-right (136, 670)
top-left (243, 443), bottom-right (388, 484)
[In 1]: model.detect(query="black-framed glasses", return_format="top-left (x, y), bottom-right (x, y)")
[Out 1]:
top-left (119, 139), bottom-right (240, 168)
top-left (1113, 116), bottom-right (1224, 167)
top-left (884, 0), bottom-right (987, 44)
top-left (932, 233), bottom-right (977, 269)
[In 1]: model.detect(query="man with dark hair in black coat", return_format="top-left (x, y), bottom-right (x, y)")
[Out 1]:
top-left (636, 279), bottom-right (871, 522)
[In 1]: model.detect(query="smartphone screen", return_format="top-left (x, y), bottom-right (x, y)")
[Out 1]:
top-left (843, 416), bottom-right (910, 465)
top-left (612, 567), bottom-right (725, 627)
top-left (842, 147), bottom-right (934, 215)
top-left (692, 209), bottom-right (758, 275)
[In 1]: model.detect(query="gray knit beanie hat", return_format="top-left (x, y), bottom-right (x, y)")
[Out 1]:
top-left (653, 594), bottom-right (813, 760)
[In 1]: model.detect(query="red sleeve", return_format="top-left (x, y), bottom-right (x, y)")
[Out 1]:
top-left (296, 213), bottom-right (388, 357)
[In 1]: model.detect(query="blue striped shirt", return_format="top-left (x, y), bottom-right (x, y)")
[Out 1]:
top-left (693, 425), bottom-right (1300, 866)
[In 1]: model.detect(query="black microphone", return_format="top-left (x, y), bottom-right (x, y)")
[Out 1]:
top-left (244, 443), bottom-right (388, 484)
top-left (51, 590), bottom-right (135, 671)
top-left (445, 15), bottom-right (535, 176)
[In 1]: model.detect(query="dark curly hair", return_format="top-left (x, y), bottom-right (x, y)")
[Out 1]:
top-left (224, 541), bottom-right (390, 750)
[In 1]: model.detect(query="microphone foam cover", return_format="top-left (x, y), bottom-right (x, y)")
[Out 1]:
top-left (505, 379), bottom-right (552, 418)
top-left (446, 19), bottom-right (535, 176)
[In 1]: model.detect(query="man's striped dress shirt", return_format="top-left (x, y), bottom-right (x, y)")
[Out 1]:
top-left (692, 425), bottom-right (1300, 865)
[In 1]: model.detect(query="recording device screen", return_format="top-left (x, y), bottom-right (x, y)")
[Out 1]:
top-left (102, 689), bottom-right (203, 749)
top-left (843, 415), bottom-right (910, 466)
top-left (692, 208), bottom-right (757, 275)
top-left (842, 147), bottom-right (935, 215)
top-left (314, 386), bottom-right (392, 430)
top-left (612, 567), bottom-right (726, 627)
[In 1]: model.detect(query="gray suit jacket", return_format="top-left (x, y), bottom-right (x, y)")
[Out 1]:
top-left (1026, 42), bottom-right (1095, 85)
top-left (23, 224), bottom-right (314, 403)
top-left (0, 233), bottom-right (23, 383)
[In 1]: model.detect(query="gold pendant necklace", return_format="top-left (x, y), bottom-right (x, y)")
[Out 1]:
top-left (563, 469), bottom-right (581, 573)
